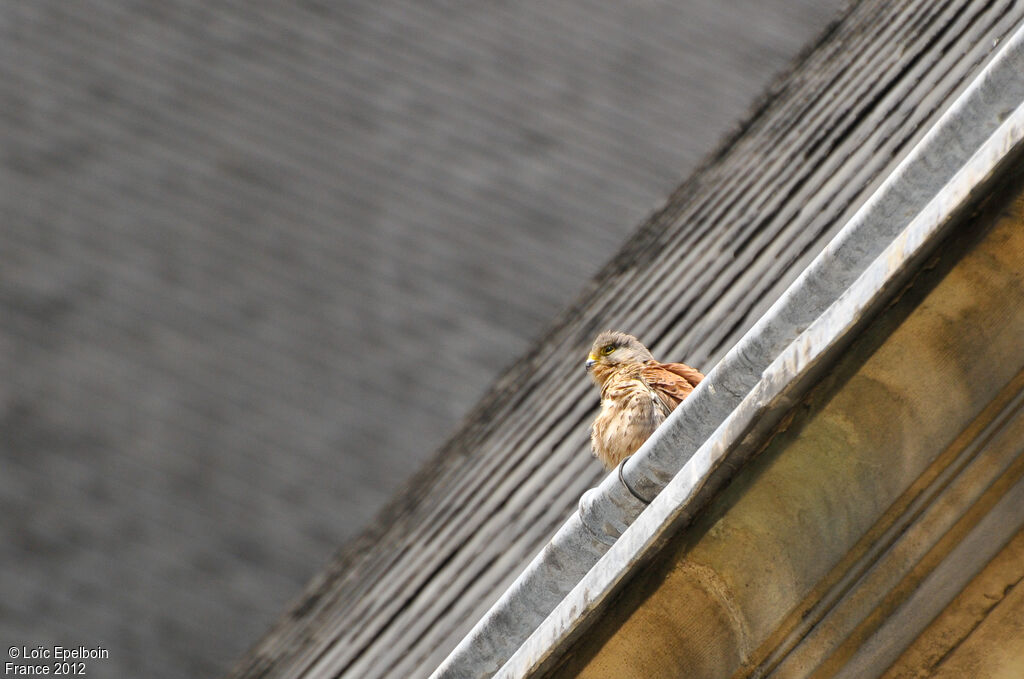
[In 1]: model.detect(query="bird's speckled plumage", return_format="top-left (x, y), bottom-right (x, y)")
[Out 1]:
top-left (586, 331), bottom-right (703, 469)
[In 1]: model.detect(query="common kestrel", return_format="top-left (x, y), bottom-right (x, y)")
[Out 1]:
top-left (585, 331), bottom-right (704, 469)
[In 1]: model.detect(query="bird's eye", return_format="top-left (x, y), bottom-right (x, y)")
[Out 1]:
top-left (601, 345), bottom-right (616, 355)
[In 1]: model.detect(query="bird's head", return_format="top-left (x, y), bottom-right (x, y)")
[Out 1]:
top-left (585, 330), bottom-right (655, 385)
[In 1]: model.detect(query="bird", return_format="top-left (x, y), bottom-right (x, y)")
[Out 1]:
top-left (585, 330), bottom-right (704, 469)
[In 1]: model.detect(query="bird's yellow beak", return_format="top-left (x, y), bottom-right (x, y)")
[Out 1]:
top-left (585, 354), bottom-right (597, 372)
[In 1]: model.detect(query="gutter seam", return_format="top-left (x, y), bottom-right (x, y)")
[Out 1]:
top-left (617, 458), bottom-right (654, 504)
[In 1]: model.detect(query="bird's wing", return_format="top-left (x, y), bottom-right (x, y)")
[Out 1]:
top-left (641, 362), bottom-right (703, 410)
top-left (658, 362), bottom-right (704, 387)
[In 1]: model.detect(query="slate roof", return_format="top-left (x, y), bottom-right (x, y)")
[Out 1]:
top-left (230, 0), bottom-right (1024, 677)
top-left (0, 1), bottom-right (843, 677)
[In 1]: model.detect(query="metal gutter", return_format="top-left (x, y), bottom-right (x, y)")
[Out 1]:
top-left (498, 89), bottom-right (1024, 679)
top-left (430, 23), bottom-right (1024, 679)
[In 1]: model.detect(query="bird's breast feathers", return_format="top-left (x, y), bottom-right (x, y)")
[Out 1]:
top-left (591, 376), bottom-right (668, 468)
